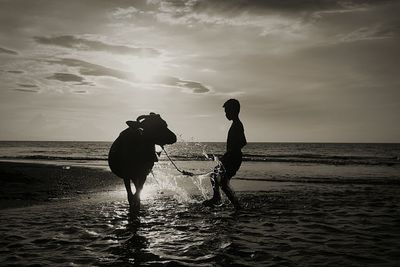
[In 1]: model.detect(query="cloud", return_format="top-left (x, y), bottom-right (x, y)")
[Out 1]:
top-left (47, 58), bottom-right (128, 80)
top-left (152, 3), bottom-right (302, 35)
top-left (17, 83), bottom-right (38, 88)
top-left (146, 0), bottom-right (398, 38)
top-left (34, 35), bottom-right (160, 57)
top-left (7, 70), bottom-right (24, 74)
top-left (146, 0), bottom-right (312, 38)
top-left (336, 23), bottom-right (400, 43)
top-left (177, 80), bottom-right (210, 93)
top-left (14, 89), bottom-right (39, 93)
top-left (46, 58), bottom-right (209, 93)
top-left (0, 47), bottom-right (18, 55)
top-left (153, 0), bottom-right (395, 15)
top-left (47, 73), bottom-right (84, 82)
top-left (155, 75), bottom-right (210, 93)
top-left (73, 90), bottom-right (88, 94)
top-left (47, 72), bottom-right (95, 86)
top-left (111, 6), bottom-right (139, 19)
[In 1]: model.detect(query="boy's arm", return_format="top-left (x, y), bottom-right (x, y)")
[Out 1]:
top-left (236, 121), bottom-right (246, 149)
top-left (229, 122), bottom-right (247, 151)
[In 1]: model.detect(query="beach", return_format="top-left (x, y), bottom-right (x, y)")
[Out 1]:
top-left (1, 160), bottom-right (400, 266)
top-left (0, 161), bottom-right (121, 209)
top-left (2, 0), bottom-right (400, 265)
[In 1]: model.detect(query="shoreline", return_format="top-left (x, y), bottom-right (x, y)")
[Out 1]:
top-left (0, 161), bottom-right (121, 210)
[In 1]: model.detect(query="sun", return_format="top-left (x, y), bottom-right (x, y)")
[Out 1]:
top-left (128, 57), bottom-right (163, 83)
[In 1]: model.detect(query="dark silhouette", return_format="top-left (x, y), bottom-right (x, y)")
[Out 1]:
top-left (108, 113), bottom-right (177, 213)
top-left (203, 99), bottom-right (247, 209)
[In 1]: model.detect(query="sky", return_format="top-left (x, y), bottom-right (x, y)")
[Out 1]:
top-left (0, 0), bottom-right (399, 142)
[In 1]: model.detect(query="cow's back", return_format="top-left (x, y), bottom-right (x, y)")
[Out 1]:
top-left (108, 128), bottom-right (156, 178)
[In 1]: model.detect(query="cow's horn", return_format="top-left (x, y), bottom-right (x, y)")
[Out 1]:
top-left (136, 114), bottom-right (149, 122)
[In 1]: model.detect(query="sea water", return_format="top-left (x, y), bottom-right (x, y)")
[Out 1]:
top-left (0, 141), bottom-right (399, 184)
top-left (1, 141), bottom-right (400, 266)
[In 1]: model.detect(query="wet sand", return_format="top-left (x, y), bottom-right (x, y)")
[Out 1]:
top-left (1, 161), bottom-right (400, 266)
top-left (0, 161), bottom-right (120, 209)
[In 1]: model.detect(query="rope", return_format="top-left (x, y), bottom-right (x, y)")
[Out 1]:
top-left (161, 147), bottom-right (212, 176)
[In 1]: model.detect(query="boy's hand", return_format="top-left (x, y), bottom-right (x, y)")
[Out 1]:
top-left (182, 170), bottom-right (194, 176)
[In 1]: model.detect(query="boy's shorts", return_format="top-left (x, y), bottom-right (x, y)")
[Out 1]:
top-left (220, 151), bottom-right (243, 179)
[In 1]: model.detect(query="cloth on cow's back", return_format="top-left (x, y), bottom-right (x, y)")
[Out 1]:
top-left (108, 126), bottom-right (158, 179)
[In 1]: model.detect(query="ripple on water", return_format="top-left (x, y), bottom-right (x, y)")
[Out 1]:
top-left (1, 186), bottom-right (400, 266)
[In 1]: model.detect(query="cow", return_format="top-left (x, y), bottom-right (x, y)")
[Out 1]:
top-left (108, 113), bottom-right (177, 213)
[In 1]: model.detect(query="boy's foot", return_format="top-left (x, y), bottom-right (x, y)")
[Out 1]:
top-left (202, 198), bottom-right (221, 207)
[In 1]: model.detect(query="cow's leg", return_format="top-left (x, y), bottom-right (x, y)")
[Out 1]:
top-left (131, 175), bottom-right (146, 213)
top-left (123, 178), bottom-right (135, 210)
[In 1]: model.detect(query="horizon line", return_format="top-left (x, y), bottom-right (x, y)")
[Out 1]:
top-left (0, 140), bottom-right (399, 144)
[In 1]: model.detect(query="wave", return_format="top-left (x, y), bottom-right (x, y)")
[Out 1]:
top-left (172, 153), bottom-right (400, 166)
top-left (241, 153), bottom-right (400, 166)
top-left (0, 153), bottom-right (399, 166)
top-left (236, 177), bottom-right (400, 185)
top-left (0, 155), bottom-right (106, 161)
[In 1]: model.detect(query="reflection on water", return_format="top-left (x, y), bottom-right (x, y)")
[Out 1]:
top-left (1, 183), bottom-right (400, 266)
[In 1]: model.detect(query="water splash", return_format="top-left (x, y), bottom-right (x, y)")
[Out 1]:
top-left (202, 150), bottom-right (210, 160)
top-left (147, 140), bottom-right (221, 203)
top-left (147, 163), bottom-right (212, 203)
top-left (190, 174), bottom-right (211, 200)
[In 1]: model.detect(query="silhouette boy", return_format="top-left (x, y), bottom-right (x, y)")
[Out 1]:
top-left (203, 99), bottom-right (247, 209)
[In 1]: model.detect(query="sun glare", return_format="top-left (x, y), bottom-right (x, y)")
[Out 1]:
top-left (116, 183), bottom-right (157, 201)
top-left (128, 57), bottom-right (163, 82)
top-left (140, 184), bottom-right (158, 200)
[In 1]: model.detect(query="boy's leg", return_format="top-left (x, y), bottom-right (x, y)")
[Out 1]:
top-left (210, 172), bottom-right (222, 202)
top-left (220, 153), bottom-right (242, 209)
top-left (220, 175), bottom-right (241, 209)
top-left (203, 167), bottom-right (222, 206)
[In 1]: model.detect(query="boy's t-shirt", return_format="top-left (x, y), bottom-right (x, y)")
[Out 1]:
top-left (226, 120), bottom-right (247, 152)
top-left (221, 119), bottom-right (247, 178)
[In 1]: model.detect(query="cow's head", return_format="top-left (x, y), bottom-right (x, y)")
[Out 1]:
top-left (132, 113), bottom-right (177, 147)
